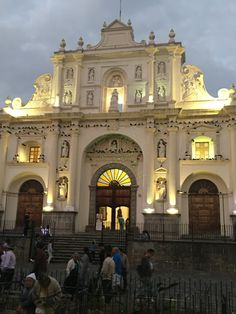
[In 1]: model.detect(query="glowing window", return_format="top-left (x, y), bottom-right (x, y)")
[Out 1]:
top-left (97, 169), bottom-right (131, 187)
top-left (29, 146), bottom-right (40, 163)
top-left (195, 142), bottom-right (209, 159)
top-left (192, 136), bottom-right (214, 159)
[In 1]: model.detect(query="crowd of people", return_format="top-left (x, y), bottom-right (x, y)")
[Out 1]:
top-left (0, 237), bottom-right (156, 314)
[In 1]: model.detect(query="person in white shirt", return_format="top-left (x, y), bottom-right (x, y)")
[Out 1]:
top-left (47, 240), bottom-right (53, 264)
top-left (101, 246), bottom-right (115, 305)
top-left (0, 243), bottom-right (16, 288)
top-left (63, 252), bottom-right (80, 296)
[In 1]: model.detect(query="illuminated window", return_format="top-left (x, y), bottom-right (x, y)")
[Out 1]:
top-left (195, 142), bottom-right (209, 159)
top-left (97, 169), bottom-right (131, 187)
top-left (29, 146), bottom-right (40, 163)
top-left (192, 136), bottom-right (214, 159)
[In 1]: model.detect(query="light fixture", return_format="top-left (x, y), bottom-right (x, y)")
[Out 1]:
top-left (143, 207), bottom-right (155, 214)
top-left (43, 205), bottom-right (53, 212)
top-left (167, 207), bottom-right (178, 215)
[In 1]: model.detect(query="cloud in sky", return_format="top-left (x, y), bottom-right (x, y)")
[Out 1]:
top-left (0, 0), bottom-right (236, 106)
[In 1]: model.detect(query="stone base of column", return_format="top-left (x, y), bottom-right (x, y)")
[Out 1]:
top-left (42, 211), bottom-right (77, 234)
top-left (143, 213), bottom-right (180, 241)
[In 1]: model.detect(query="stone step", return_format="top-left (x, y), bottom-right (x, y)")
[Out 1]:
top-left (50, 231), bottom-right (126, 263)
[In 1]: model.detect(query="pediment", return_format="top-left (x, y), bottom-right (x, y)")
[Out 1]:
top-left (88, 19), bottom-right (141, 50)
top-left (105, 19), bottom-right (131, 31)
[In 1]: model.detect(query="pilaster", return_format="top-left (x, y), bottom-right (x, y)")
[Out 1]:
top-left (143, 126), bottom-right (155, 208)
top-left (0, 129), bottom-right (10, 210)
top-left (167, 127), bottom-right (178, 209)
top-left (230, 126), bottom-right (236, 206)
top-left (46, 122), bottom-right (59, 209)
top-left (66, 123), bottom-right (80, 211)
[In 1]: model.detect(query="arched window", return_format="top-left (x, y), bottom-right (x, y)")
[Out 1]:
top-left (97, 168), bottom-right (131, 187)
top-left (192, 136), bottom-right (214, 159)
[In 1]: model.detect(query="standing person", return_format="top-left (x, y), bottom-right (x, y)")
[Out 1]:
top-left (118, 215), bottom-right (125, 231)
top-left (120, 248), bottom-right (129, 291)
top-left (112, 247), bottom-right (123, 290)
top-left (0, 243), bottom-right (16, 289)
top-left (63, 252), bottom-right (80, 296)
top-left (100, 246), bottom-right (115, 307)
top-left (98, 243), bottom-right (106, 273)
top-left (89, 240), bottom-right (96, 263)
top-left (23, 212), bottom-right (30, 236)
top-left (32, 272), bottom-right (62, 314)
top-left (137, 248), bottom-right (155, 297)
top-left (16, 273), bottom-right (36, 314)
top-left (80, 247), bottom-right (90, 288)
top-left (33, 242), bottom-right (47, 277)
top-left (47, 240), bottom-right (53, 264)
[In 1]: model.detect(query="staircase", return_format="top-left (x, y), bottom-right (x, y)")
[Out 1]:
top-left (51, 230), bottom-right (127, 264)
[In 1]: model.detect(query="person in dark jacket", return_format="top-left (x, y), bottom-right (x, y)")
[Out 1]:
top-left (137, 248), bottom-right (155, 297)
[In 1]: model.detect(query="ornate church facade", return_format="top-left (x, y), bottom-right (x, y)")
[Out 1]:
top-left (1, 19), bottom-right (236, 235)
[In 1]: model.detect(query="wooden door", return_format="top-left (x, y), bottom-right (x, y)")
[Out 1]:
top-left (16, 180), bottom-right (44, 228)
top-left (96, 185), bottom-right (130, 229)
top-left (189, 179), bottom-right (220, 234)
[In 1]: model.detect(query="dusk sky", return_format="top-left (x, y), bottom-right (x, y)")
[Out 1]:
top-left (0, 0), bottom-right (236, 106)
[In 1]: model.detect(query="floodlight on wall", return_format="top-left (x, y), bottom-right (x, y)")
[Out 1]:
top-left (166, 207), bottom-right (178, 215)
top-left (143, 207), bottom-right (155, 214)
top-left (43, 204), bottom-right (53, 212)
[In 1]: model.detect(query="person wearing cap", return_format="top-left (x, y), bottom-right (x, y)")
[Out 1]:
top-left (0, 243), bottom-right (16, 288)
top-left (32, 273), bottom-right (62, 314)
top-left (16, 273), bottom-right (36, 314)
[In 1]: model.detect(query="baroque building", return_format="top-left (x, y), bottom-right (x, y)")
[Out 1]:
top-left (1, 19), bottom-right (236, 235)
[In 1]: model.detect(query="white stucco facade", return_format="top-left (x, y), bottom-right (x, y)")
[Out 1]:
top-left (1, 19), bottom-right (236, 234)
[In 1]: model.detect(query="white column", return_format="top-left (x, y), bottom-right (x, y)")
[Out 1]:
top-left (51, 55), bottom-right (64, 107)
top-left (74, 56), bottom-right (83, 106)
top-left (230, 127), bottom-right (236, 206)
top-left (168, 127), bottom-right (178, 209)
top-left (0, 130), bottom-right (9, 210)
top-left (143, 127), bottom-right (155, 209)
top-left (13, 136), bottom-right (19, 162)
top-left (39, 136), bottom-right (45, 162)
top-left (46, 124), bottom-right (59, 209)
top-left (66, 126), bottom-right (79, 211)
top-left (146, 48), bottom-right (156, 103)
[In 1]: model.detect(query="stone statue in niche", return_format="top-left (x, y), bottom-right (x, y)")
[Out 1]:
top-left (109, 89), bottom-right (119, 111)
top-left (157, 139), bottom-right (166, 158)
top-left (135, 90), bottom-right (142, 103)
top-left (58, 176), bottom-right (68, 200)
top-left (66, 68), bottom-right (74, 80)
top-left (157, 86), bottom-right (166, 100)
top-left (61, 140), bottom-right (70, 158)
top-left (155, 177), bottom-right (167, 200)
top-left (110, 139), bottom-right (118, 152)
top-left (88, 68), bottom-right (95, 82)
top-left (63, 90), bottom-right (72, 105)
top-left (111, 75), bottom-right (122, 87)
top-left (135, 65), bottom-right (142, 80)
top-left (157, 61), bottom-right (166, 74)
top-left (87, 91), bottom-right (94, 105)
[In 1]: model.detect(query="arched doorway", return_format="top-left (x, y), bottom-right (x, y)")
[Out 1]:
top-left (16, 179), bottom-right (44, 228)
top-left (96, 169), bottom-right (131, 230)
top-left (89, 163), bottom-right (137, 230)
top-left (189, 179), bottom-right (220, 234)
